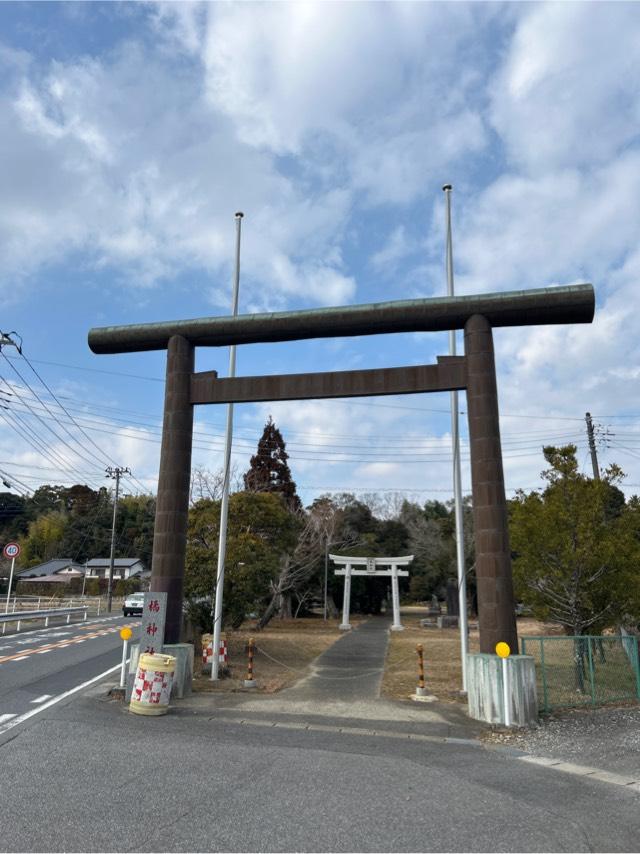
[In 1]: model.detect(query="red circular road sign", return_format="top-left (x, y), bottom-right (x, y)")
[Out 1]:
top-left (3, 542), bottom-right (20, 559)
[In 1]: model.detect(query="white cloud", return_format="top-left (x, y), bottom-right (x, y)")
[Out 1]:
top-left (0, 39), bottom-right (356, 304)
top-left (200, 2), bottom-right (490, 204)
top-left (490, 2), bottom-right (640, 172)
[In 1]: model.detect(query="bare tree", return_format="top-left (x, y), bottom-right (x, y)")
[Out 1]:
top-left (255, 498), bottom-right (359, 630)
top-left (190, 465), bottom-right (241, 504)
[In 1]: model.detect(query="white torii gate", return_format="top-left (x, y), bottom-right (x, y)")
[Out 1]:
top-left (330, 554), bottom-right (414, 632)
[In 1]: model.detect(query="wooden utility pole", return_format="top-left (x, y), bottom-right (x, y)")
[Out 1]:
top-left (585, 412), bottom-right (600, 480)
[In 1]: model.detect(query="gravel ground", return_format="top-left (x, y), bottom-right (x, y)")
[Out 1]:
top-left (488, 703), bottom-right (640, 777)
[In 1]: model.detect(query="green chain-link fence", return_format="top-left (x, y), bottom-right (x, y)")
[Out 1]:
top-left (520, 634), bottom-right (640, 713)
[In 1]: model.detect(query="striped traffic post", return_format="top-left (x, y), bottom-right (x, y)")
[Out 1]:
top-left (244, 637), bottom-right (256, 688)
top-left (415, 644), bottom-right (428, 697)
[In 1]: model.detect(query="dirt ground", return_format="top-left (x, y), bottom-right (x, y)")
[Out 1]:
top-left (192, 616), bottom-right (364, 694)
top-left (192, 610), bottom-right (564, 702)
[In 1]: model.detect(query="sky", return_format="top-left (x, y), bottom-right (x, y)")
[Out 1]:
top-left (1, 0), bottom-right (640, 513)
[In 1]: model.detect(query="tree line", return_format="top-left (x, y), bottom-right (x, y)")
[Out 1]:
top-left (1, 418), bottom-right (639, 638)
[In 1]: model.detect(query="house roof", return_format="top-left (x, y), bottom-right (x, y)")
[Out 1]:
top-left (86, 558), bottom-right (143, 567)
top-left (23, 574), bottom-right (80, 583)
top-left (17, 559), bottom-right (85, 578)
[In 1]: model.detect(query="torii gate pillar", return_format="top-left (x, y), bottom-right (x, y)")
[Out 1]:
top-left (465, 315), bottom-right (517, 654)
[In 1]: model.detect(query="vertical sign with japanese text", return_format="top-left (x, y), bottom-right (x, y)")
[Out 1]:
top-left (140, 591), bottom-right (167, 655)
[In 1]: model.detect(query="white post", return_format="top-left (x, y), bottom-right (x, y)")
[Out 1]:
top-left (390, 564), bottom-right (404, 631)
top-left (211, 212), bottom-right (244, 681)
top-left (119, 638), bottom-right (129, 689)
top-left (339, 563), bottom-right (352, 630)
top-left (5, 557), bottom-right (15, 614)
top-left (502, 657), bottom-right (511, 726)
top-left (443, 183), bottom-right (469, 692)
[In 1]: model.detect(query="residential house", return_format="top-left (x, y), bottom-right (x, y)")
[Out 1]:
top-left (85, 558), bottom-right (146, 581)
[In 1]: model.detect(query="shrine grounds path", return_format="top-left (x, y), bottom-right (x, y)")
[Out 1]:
top-left (1, 615), bottom-right (640, 852)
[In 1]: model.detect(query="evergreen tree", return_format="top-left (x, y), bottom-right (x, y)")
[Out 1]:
top-left (243, 416), bottom-right (302, 513)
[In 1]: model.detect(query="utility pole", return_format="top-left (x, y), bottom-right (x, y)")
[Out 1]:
top-left (106, 466), bottom-right (130, 612)
top-left (324, 534), bottom-right (329, 621)
top-left (585, 412), bottom-right (600, 480)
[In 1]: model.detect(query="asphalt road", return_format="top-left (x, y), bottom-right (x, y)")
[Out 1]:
top-left (1, 689), bottom-right (639, 853)
top-left (1, 615), bottom-right (639, 852)
top-left (0, 613), bottom-right (139, 731)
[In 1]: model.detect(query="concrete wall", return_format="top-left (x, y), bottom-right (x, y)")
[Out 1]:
top-left (467, 653), bottom-right (538, 727)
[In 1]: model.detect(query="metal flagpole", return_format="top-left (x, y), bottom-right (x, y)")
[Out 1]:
top-left (211, 212), bottom-right (243, 680)
top-left (443, 184), bottom-right (469, 692)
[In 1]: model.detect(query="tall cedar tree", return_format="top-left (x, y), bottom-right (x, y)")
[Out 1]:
top-left (243, 417), bottom-right (302, 513)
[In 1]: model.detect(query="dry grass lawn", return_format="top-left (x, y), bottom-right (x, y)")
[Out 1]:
top-left (382, 610), bottom-right (479, 703)
top-left (381, 610), bottom-right (566, 704)
top-left (192, 616), bottom-right (362, 694)
top-left (192, 609), bottom-right (561, 702)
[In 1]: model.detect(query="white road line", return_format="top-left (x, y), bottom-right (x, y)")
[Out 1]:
top-left (11, 656), bottom-right (29, 662)
top-left (0, 714), bottom-right (17, 724)
top-left (30, 695), bottom-right (53, 704)
top-left (36, 650), bottom-right (51, 655)
top-left (0, 661), bottom-right (126, 737)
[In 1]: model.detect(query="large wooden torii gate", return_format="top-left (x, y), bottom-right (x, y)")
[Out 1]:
top-left (89, 283), bottom-right (594, 654)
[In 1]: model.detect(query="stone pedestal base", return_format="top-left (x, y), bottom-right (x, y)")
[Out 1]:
top-left (339, 623), bottom-right (352, 631)
top-left (243, 679), bottom-right (257, 688)
top-left (437, 615), bottom-right (459, 629)
top-left (411, 692), bottom-right (437, 703)
top-left (467, 653), bottom-right (538, 727)
top-left (390, 624), bottom-right (405, 631)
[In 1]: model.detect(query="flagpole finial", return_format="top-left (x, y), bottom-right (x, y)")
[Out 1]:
top-left (235, 211), bottom-right (244, 218)
top-left (442, 184), bottom-right (452, 192)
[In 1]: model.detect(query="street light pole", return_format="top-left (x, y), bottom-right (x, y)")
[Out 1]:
top-left (211, 212), bottom-right (244, 681)
top-left (106, 466), bottom-right (131, 613)
top-left (443, 184), bottom-right (469, 692)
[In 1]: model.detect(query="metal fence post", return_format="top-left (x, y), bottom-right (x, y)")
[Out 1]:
top-left (587, 637), bottom-right (596, 706)
top-left (539, 637), bottom-right (549, 713)
top-left (633, 636), bottom-right (640, 701)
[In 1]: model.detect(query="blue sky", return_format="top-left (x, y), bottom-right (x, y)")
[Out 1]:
top-left (1, 1), bottom-right (640, 509)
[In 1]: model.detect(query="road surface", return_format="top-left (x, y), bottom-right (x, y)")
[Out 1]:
top-left (0, 614), bottom-right (139, 734)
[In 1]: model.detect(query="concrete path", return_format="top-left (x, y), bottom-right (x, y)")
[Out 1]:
top-left (280, 614), bottom-right (391, 702)
top-left (194, 616), bottom-right (486, 740)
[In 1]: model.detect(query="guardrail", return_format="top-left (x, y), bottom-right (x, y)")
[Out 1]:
top-left (4, 596), bottom-right (121, 615)
top-left (0, 606), bottom-right (89, 634)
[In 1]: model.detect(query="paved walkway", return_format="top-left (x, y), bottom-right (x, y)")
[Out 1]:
top-left (281, 614), bottom-right (391, 703)
top-left (187, 616), bottom-right (486, 740)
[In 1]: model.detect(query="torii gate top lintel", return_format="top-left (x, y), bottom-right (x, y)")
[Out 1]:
top-left (88, 284), bottom-right (594, 353)
top-left (329, 554), bottom-right (414, 566)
